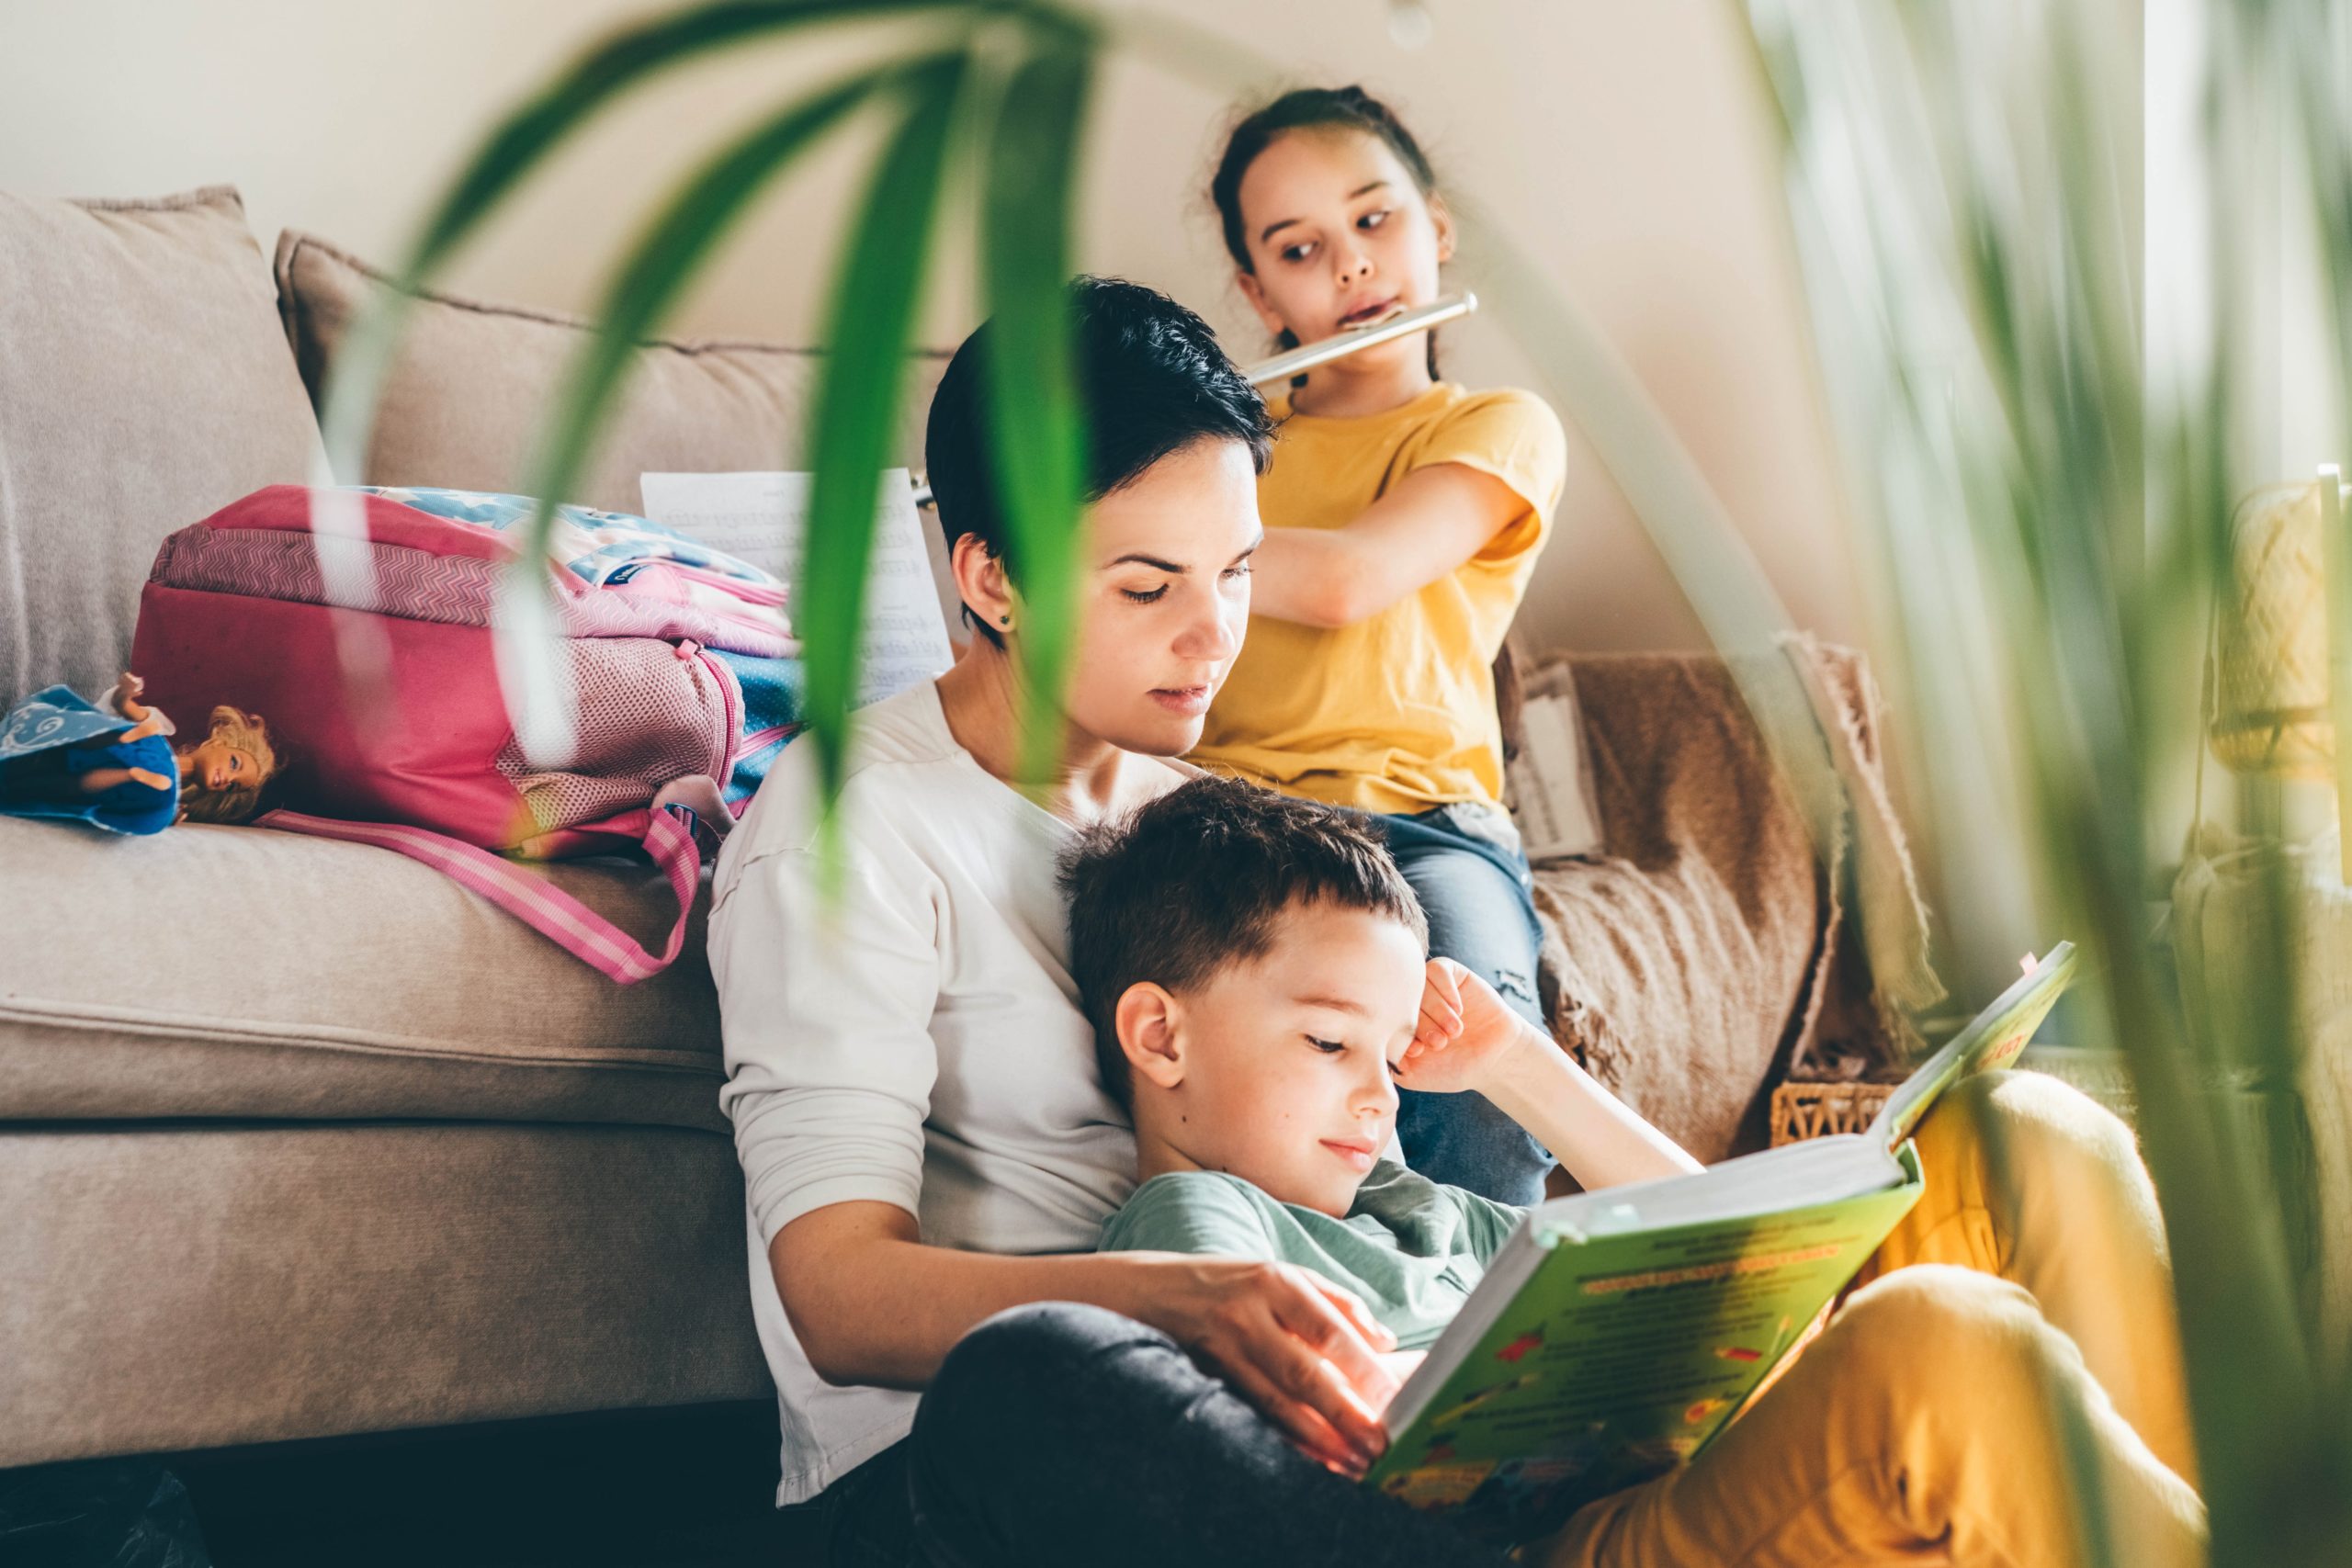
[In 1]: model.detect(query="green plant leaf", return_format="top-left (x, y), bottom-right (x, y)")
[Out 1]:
top-left (496, 58), bottom-right (928, 751)
top-left (316, 0), bottom-right (978, 488)
top-left (404, 1), bottom-right (967, 278)
top-left (1454, 188), bottom-right (1849, 868)
top-left (978, 21), bottom-right (1096, 790)
top-left (523, 61), bottom-right (909, 525)
top-left (1747, 2), bottom-right (2352, 1558)
top-left (797, 54), bottom-right (969, 818)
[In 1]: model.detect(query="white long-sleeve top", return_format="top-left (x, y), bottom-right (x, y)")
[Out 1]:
top-left (708, 680), bottom-right (1144, 1505)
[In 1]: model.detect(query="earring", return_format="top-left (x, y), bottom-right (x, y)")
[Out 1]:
top-left (1001, 614), bottom-right (1012, 629)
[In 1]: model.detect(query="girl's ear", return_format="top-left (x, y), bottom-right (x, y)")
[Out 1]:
top-left (949, 532), bottom-right (1017, 635)
top-left (1430, 194), bottom-right (1457, 265)
top-left (1114, 982), bottom-right (1188, 1091)
top-left (1234, 269), bottom-right (1288, 341)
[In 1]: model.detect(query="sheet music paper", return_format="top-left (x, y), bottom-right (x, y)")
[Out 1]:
top-left (1505, 692), bottom-right (1601, 862)
top-left (639, 469), bottom-right (955, 705)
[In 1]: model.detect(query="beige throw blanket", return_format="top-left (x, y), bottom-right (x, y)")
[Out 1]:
top-left (1522, 645), bottom-right (1937, 1162)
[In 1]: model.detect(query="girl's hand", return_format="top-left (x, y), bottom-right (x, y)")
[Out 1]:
top-left (1395, 957), bottom-right (1536, 1096)
top-left (1130, 1255), bottom-right (1402, 1478)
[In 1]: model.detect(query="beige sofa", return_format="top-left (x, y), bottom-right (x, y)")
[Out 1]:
top-left (0, 185), bottom-right (1881, 1472)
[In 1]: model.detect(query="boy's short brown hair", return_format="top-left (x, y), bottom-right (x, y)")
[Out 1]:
top-left (1059, 775), bottom-right (1428, 1110)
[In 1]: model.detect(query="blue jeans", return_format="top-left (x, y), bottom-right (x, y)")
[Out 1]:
top-left (783, 1302), bottom-right (1513, 1567)
top-left (1375, 806), bottom-right (1557, 1207)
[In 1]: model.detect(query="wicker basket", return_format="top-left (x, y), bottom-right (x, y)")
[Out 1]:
top-left (2211, 479), bottom-right (2335, 779)
top-left (1769, 1080), bottom-right (1896, 1145)
top-left (1770, 1049), bottom-right (2140, 1146)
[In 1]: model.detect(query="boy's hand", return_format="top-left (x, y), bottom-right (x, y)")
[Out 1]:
top-left (1395, 958), bottom-right (1535, 1096)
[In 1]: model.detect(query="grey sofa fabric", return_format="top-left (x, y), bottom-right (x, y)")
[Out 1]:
top-left (0, 814), bottom-right (724, 1131)
top-left (0, 186), bottom-right (325, 704)
top-left (274, 230), bottom-right (946, 511)
top-left (0, 1122), bottom-right (765, 1468)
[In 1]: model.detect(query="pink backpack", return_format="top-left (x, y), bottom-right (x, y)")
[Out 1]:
top-left (130, 484), bottom-right (805, 981)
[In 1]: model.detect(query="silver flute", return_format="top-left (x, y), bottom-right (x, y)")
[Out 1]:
top-left (908, 291), bottom-right (1477, 507)
top-left (1240, 290), bottom-right (1477, 386)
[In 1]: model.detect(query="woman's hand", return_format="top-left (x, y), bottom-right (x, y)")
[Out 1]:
top-left (1396, 957), bottom-right (1537, 1096)
top-left (1126, 1253), bottom-right (1404, 1478)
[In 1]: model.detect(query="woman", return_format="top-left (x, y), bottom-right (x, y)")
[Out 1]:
top-left (712, 276), bottom-right (1408, 1547)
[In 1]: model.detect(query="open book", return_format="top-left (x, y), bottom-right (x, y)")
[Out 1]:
top-left (1365, 942), bottom-right (2079, 1542)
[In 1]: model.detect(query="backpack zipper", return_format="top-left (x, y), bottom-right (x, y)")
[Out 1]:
top-left (682, 642), bottom-right (742, 786)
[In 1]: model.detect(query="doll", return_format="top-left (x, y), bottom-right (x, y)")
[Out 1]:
top-left (0, 673), bottom-right (279, 833)
top-left (167, 694), bottom-right (280, 825)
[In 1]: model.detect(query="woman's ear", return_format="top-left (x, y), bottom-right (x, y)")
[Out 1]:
top-left (1235, 269), bottom-right (1287, 341)
top-left (1430, 195), bottom-right (1456, 265)
top-left (1114, 982), bottom-right (1188, 1092)
top-left (949, 533), bottom-right (1017, 636)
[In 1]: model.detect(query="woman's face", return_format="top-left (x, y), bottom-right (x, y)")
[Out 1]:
top-left (1053, 437), bottom-right (1261, 759)
top-left (1232, 128), bottom-right (1453, 373)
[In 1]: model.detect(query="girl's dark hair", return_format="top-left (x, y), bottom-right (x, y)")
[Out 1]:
top-left (1208, 85), bottom-right (1445, 380)
top-left (925, 275), bottom-right (1274, 649)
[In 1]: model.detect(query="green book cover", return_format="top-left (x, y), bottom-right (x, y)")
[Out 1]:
top-left (1871, 941), bottom-right (2076, 1147)
top-left (1363, 944), bottom-right (2078, 1543)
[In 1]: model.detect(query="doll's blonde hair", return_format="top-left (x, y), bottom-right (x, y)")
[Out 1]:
top-left (177, 705), bottom-right (280, 825)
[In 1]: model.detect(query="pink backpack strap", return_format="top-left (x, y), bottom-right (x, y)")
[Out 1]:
top-left (255, 800), bottom-right (707, 984)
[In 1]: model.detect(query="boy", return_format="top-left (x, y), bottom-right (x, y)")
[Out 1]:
top-left (1067, 773), bottom-right (1697, 1359)
top-left (1054, 774), bottom-right (2203, 1568)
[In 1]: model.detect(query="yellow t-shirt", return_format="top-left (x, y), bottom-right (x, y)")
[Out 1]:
top-left (1192, 382), bottom-right (1567, 814)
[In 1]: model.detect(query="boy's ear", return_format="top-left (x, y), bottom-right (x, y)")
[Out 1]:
top-left (1114, 982), bottom-right (1187, 1092)
top-left (1234, 270), bottom-right (1287, 341)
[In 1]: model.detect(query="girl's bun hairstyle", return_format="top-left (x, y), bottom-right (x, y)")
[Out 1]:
top-left (1208, 85), bottom-right (1445, 378)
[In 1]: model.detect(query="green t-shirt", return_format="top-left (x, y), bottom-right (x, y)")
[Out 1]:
top-left (1095, 1160), bottom-right (1527, 1350)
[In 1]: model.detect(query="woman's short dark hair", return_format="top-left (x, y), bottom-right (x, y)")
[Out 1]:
top-left (924, 275), bottom-right (1274, 648)
top-left (1060, 774), bottom-right (1428, 1111)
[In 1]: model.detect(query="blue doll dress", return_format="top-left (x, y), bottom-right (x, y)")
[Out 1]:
top-left (0, 684), bottom-right (179, 835)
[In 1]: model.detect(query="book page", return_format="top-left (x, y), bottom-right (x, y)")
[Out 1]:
top-left (639, 469), bottom-right (954, 705)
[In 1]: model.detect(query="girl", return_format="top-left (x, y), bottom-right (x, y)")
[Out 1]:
top-left (1193, 86), bottom-right (1571, 1205)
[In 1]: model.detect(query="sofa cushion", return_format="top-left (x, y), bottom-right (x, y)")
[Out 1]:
top-left (0, 1122), bottom-right (765, 1466)
top-left (0, 186), bottom-right (325, 705)
top-left (0, 814), bottom-right (725, 1131)
top-left (275, 231), bottom-right (949, 514)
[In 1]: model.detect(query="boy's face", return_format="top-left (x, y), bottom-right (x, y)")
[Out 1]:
top-left (1125, 897), bottom-right (1426, 1217)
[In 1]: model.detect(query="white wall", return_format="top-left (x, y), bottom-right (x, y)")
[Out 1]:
top-left (0, 0), bottom-right (1865, 662)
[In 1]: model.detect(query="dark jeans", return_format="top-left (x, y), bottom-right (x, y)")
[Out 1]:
top-left (785, 1303), bottom-right (1513, 1568)
top-left (1377, 806), bottom-right (1557, 1207)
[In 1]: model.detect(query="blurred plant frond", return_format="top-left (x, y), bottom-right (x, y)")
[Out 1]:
top-left (1748, 0), bottom-right (2352, 1561)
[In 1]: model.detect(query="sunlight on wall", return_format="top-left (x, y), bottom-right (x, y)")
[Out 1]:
top-left (0, 0), bottom-right (1862, 669)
